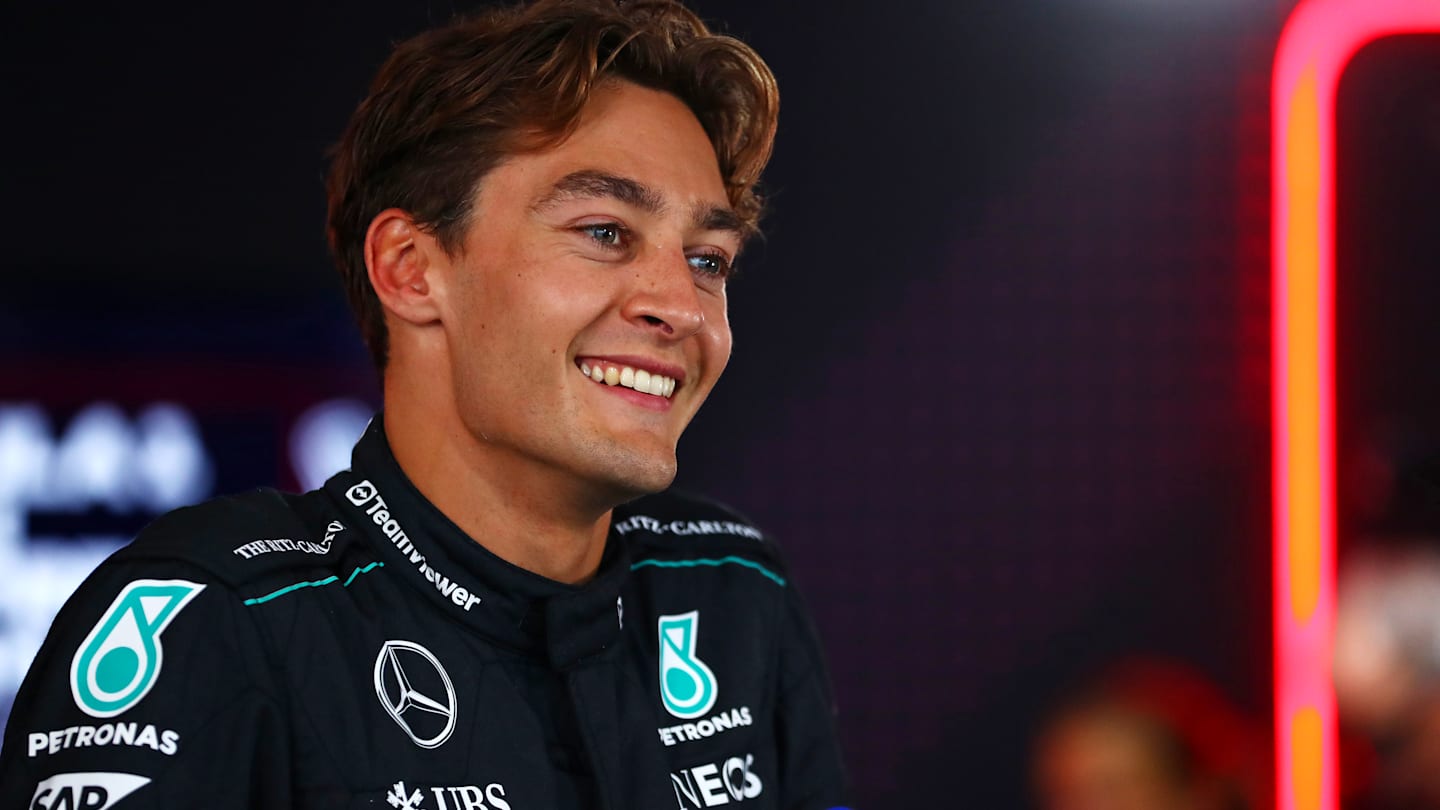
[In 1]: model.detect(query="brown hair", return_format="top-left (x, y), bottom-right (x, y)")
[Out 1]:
top-left (325, 0), bottom-right (780, 369)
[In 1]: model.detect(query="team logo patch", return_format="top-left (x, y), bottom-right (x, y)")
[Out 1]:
top-left (30, 771), bottom-right (150, 810)
top-left (671, 753), bottom-right (764, 808)
top-left (70, 579), bottom-right (205, 719)
top-left (658, 611), bottom-right (718, 720)
top-left (386, 780), bottom-right (514, 810)
top-left (347, 481), bottom-right (377, 504)
top-left (374, 640), bottom-right (457, 749)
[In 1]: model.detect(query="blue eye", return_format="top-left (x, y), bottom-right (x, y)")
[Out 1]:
top-left (579, 223), bottom-right (624, 247)
top-left (688, 252), bottom-right (732, 278)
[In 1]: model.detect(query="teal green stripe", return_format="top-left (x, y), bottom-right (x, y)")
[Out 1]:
top-left (343, 560), bottom-right (385, 586)
top-left (243, 562), bottom-right (386, 606)
top-left (630, 556), bottom-right (786, 587)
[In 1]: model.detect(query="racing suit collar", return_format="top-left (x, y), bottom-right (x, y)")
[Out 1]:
top-left (325, 416), bottom-right (628, 669)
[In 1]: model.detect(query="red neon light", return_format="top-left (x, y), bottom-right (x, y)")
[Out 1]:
top-left (1272, 3), bottom-right (1440, 810)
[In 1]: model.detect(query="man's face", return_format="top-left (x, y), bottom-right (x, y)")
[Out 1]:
top-left (430, 80), bottom-right (739, 500)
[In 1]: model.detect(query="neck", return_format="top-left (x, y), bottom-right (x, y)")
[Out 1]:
top-left (382, 370), bottom-right (613, 586)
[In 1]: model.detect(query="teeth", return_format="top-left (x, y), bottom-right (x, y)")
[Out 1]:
top-left (578, 361), bottom-right (678, 399)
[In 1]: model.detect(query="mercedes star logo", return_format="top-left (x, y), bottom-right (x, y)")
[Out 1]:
top-left (373, 639), bottom-right (457, 748)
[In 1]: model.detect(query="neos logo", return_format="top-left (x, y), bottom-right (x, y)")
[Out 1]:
top-left (658, 611), bottom-right (717, 720)
top-left (374, 640), bottom-right (457, 749)
top-left (70, 580), bottom-right (205, 718)
top-left (671, 753), bottom-right (764, 808)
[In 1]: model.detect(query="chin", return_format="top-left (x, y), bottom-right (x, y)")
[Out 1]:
top-left (594, 451), bottom-right (678, 499)
top-left (616, 460), bottom-right (678, 497)
top-left (562, 430), bottom-right (681, 501)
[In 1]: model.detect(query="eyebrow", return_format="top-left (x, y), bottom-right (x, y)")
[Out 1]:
top-left (532, 170), bottom-right (665, 216)
top-left (532, 169), bottom-right (750, 242)
top-left (696, 204), bottom-right (749, 242)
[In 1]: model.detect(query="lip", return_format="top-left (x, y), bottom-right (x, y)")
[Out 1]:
top-left (574, 355), bottom-right (687, 387)
top-left (589, 381), bottom-right (675, 412)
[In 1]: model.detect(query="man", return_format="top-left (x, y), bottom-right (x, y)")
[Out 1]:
top-left (0, 1), bottom-right (853, 808)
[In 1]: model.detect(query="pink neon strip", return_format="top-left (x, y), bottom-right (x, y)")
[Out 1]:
top-left (1273, 3), bottom-right (1440, 810)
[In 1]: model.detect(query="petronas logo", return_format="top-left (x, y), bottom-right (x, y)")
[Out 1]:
top-left (658, 611), bottom-right (717, 719)
top-left (70, 580), bottom-right (206, 718)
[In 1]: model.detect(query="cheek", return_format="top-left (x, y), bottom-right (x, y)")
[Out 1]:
top-left (705, 298), bottom-right (733, 371)
top-left (701, 324), bottom-right (733, 385)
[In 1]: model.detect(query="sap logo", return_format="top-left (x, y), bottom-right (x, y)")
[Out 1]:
top-left (29, 772), bottom-right (149, 810)
top-left (671, 753), bottom-right (763, 808)
top-left (386, 780), bottom-right (513, 810)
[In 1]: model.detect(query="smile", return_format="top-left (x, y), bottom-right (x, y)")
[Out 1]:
top-left (577, 359), bottom-right (678, 399)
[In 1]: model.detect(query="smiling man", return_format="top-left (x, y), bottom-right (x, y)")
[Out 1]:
top-left (368, 81), bottom-right (743, 586)
top-left (0, 1), bottom-right (853, 808)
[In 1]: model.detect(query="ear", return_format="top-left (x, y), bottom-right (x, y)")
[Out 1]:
top-left (364, 208), bottom-right (446, 326)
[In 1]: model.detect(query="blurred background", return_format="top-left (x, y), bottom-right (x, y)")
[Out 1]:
top-left (4, 0), bottom-right (1440, 806)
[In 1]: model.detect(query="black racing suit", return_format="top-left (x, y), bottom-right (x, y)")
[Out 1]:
top-left (0, 420), bottom-right (852, 810)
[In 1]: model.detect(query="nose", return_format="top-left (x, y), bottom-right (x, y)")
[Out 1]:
top-left (620, 248), bottom-right (705, 339)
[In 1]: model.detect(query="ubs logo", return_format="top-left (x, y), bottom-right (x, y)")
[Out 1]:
top-left (373, 640), bottom-right (456, 749)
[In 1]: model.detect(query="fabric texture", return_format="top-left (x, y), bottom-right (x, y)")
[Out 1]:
top-left (0, 419), bottom-right (852, 810)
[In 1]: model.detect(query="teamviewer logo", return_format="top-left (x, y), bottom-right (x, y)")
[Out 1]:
top-left (347, 481), bottom-right (377, 505)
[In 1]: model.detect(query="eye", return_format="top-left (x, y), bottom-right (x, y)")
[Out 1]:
top-left (687, 251), bottom-right (733, 279)
top-left (577, 222), bottom-right (626, 248)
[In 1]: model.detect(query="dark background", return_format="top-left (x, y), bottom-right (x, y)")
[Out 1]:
top-left (11, 0), bottom-right (1434, 806)
top-left (1336, 37), bottom-right (1440, 547)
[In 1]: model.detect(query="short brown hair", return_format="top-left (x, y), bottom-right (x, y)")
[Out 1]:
top-left (325, 0), bottom-right (780, 369)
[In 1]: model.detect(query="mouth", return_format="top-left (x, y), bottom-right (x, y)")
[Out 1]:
top-left (575, 356), bottom-right (682, 400)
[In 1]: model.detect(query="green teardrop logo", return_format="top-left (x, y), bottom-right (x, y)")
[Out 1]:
top-left (70, 579), bottom-right (206, 718)
top-left (658, 611), bottom-right (717, 719)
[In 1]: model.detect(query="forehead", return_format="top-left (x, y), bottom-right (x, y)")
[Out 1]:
top-left (507, 81), bottom-right (731, 212)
